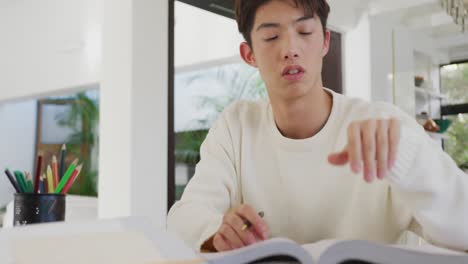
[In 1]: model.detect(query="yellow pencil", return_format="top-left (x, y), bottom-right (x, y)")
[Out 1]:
top-left (47, 165), bottom-right (54, 193)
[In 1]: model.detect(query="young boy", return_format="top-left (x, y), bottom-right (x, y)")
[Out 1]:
top-left (168, 0), bottom-right (468, 252)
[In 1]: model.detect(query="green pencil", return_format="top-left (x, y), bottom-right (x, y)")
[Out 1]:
top-left (14, 171), bottom-right (27, 193)
top-left (55, 159), bottom-right (78, 194)
top-left (19, 171), bottom-right (33, 193)
top-left (24, 172), bottom-right (33, 193)
top-left (26, 179), bottom-right (34, 193)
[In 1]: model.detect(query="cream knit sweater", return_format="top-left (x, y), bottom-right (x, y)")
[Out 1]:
top-left (167, 89), bottom-right (468, 252)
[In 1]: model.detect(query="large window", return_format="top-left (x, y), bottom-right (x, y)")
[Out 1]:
top-left (174, 63), bottom-right (266, 200)
top-left (440, 62), bottom-right (468, 171)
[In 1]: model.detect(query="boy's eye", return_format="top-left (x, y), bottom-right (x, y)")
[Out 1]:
top-left (300, 32), bottom-right (312, 35)
top-left (264, 36), bottom-right (278, 42)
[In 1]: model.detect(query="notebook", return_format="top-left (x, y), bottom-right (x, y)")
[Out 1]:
top-left (1, 217), bottom-right (466, 264)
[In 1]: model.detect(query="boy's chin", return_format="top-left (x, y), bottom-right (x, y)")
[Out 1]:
top-left (275, 84), bottom-right (314, 101)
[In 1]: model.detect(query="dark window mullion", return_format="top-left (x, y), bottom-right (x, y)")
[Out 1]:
top-left (441, 103), bottom-right (468, 116)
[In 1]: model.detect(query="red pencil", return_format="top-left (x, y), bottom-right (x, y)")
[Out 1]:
top-left (33, 154), bottom-right (42, 193)
top-left (61, 164), bottom-right (83, 194)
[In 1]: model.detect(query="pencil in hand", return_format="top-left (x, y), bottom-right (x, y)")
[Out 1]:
top-left (241, 211), bottom-right (265, 231)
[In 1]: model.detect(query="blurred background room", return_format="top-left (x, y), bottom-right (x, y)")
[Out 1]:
top-left (0, 0), bottom-right (466, 247)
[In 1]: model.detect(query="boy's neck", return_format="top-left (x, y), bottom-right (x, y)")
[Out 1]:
top-left (270, 87), bottom-right (333, 140)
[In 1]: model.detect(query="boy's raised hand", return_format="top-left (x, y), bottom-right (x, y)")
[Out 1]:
top-left (328, 118), bottom-right (401, 182)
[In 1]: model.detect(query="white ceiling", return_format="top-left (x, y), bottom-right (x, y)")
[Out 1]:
top-left (330, 0), bottom-right (468, 61)
top-left (1, 0), bottom-right (467, 62)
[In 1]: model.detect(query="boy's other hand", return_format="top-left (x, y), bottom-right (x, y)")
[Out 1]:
top-left (327, 118), bottom-right (401, 183)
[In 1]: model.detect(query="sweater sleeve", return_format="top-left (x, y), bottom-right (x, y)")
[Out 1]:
top-left (387, 113), bottom-right (468, 251)
top-left (167, 112), bottom-right (240, 251)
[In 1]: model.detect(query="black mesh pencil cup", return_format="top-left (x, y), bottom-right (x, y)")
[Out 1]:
top-left (13, 193), bottom-right (65, 226)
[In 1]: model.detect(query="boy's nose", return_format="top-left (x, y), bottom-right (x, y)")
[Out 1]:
top-left (284, 52), bottom-right (299, 60)
top-left (282, 33), bottom-right (300, 60)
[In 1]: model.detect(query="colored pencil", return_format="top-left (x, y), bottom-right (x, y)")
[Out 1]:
top-left (61, 164), bottom-right (83, 194)
top-left (14, 171), bottom-right (27, 193)
top-left (33, 154), bottom-right (42, 193)
top-left (47, 165), bottom-right (54, 193)
top-left (39, 175), bottom-right (44, 193)
top-left (4, 169), bottom-right (21, 193)
top-left (18, 171), bottom-right (29, 192)
top-left (52, 155), bottom-right (59, 188)
top-left (59, 144), bottom-right (66, 180)
top-left (27, 180), bottom-right (33, 193)
top-left (42, 174), bottom-right (49, 193)
top-left (55, 159), bottom-right (78, 194)
top-left (24, 171), bottom-right (34, 193)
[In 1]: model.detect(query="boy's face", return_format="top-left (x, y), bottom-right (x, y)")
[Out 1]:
top-left (240, 0), bottom-right (330, 101)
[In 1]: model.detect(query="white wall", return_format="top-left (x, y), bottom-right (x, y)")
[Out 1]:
top-left (0, 0), bottom-right (101, 102)
top-left (0, 100), bottom-right (37, 207)
top-left (343, 13), bottom-right (372, 100)
top-left (393, 27), bottom-right (416, 116)
top-left (369, 11), bottom-right (416, 113)
top-left (369, 12), bottom-right (401, 104)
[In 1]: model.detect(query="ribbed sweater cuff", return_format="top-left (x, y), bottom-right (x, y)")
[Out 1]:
top-left (387, 126), bottom-right (423, 188)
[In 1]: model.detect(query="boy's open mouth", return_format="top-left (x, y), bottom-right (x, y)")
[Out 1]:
top-left (282, 65), bottom-right (305, 81)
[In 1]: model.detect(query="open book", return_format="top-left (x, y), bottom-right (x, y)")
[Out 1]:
top-left (203, 237), bottom-right (468, 264)
top-left (0, 217), bottom-right (466, 264)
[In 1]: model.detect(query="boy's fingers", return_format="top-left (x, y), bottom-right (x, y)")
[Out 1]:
top-left (218, 223), bottom-right (244, 249)
top-left (224, 213), bottom-right (256, 245)
top-left (327, 151), bottom-right (349, 165)
top-left (213, 233), bottom-right (232, 252)
top-left (376, 120), bottom-right (388, 179)
top-left (347, 123), bottom-right (362, 173)
top-left (236, 205), bottom-right (268, 239)
top-left (362, 121), bottom-right (376, 182)
top-left (388, 118), bottom-right (400, 168)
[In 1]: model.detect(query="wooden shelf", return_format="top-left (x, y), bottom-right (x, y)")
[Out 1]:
top-left (415, 87), bottom-right (448, 99)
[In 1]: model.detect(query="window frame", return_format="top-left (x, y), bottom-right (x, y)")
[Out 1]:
top-left (439, 60), bottom-right (468, 116)
top-left (438, 61), bottom-right (468, 156)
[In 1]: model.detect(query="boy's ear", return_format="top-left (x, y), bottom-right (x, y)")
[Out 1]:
top-left (322, 30), bottom-right (331, 57)
top-left (240, 42), bottom-right (258, 68)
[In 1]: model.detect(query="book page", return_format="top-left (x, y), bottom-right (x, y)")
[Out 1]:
top-left (393, 243), bottom-right (466, 256)
top-left (13, 231), bottom-right (166, 264)
top-left (306, 239), bottom-right (467, 264)
top-left (302, 239), bottom-right (340, 261)
top-left (303, 239), bottom-right (466, 260)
